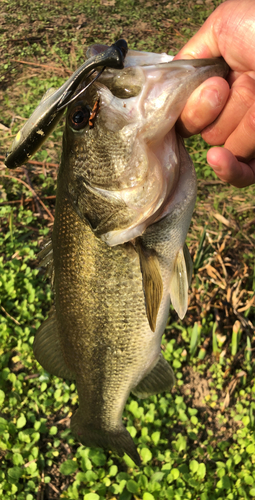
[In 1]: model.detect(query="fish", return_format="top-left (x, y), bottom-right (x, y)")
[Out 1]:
top-left (6, 41), bottom-right (228, 466)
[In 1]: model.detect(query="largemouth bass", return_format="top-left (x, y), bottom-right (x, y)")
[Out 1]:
top-left (7, 41), bottom-right (228, 466)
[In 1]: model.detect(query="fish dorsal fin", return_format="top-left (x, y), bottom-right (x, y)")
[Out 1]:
top-left (169, 245), bottom-right (192, 320)
top-left (132, 354), bottom-right (175, 399)
top-left (37, 238), bottom-right (53, 267)
top-left (37, 238), bottom-right (55, 285)
top-left (33, 310), bottom-right (75, 380)
top-left (136, 239), bottom-right (163, 332)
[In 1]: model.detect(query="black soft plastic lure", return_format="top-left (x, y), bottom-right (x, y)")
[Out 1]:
top-left (5, 39), bottom-right (128, 169)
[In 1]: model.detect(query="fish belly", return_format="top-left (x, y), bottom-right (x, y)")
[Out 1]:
top-left (49, 187), bottom-right (171, 464)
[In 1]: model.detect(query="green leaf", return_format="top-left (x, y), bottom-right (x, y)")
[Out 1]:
top-left (108, 465), bottom-right (118, 477)
top-left (216, 476), bottom-right (231, 490)
top-left (217, 468), bottom-right (225, 478)
top-left (151, 472), bottom-right (164, 482)
top-left (143, 493), bottom-right (155, 500)
top-left (167, 468), bottom-right (180, 481)
top-left (84, 494), bottom-right (100, 500)
top-left (49, 426), bottom-right (58, 436)
top-left (140, 447), bottom-right (152, 464)
top-left (76, 472), bottom-right (87, 482)
top-left (119, 490), bottom-right (132, 500)
top-left (129, 400), bottom-right (139, 416)
top-left (0, 390), bottom-right (5, 406)
top-left (190, 415), bottom-right (198, 425)
top-left (127, 480), bottom-right (139, 494)
top-left (212, 322), bottom-right (219, 354)
top-left (190, 322), bottom-right (199, 358)
top-left (246, 443), bottom-right (255, 454)
top-left (60, 459), bottom-right (78, 475)
top-left (242, 416), bottom-right (249, 427)
top-left (13, 453), bottom-right (24, 466)
top-left (117, 472), bottom-right (130, 481)
top-left (81, 456), bottom-right (92, 471)
top-left (151, 431), bottom-right (160, 446)
top-left (197, 463), bottom-right (206, 479)
top-left (231, 323), bottom-right (241, 356)
top-left (17, 413), bottom-right (26, 429)
top-left (175, 434), bottom-right (187, 452)
top-left (189, 460), bottom-right (198, 474)
top-left (139, 475), bottom-right (148, 488)
top-left (25, 461), bottom-right (37, 475)
top-left (84, 470), bottom-right (97, 482)
top-left (8, 467), bottom-right (23, 481)
top-left (126, 425), bottom-right (137, 438)
top-left (246, 335), bottom-right (251, 363)
top-left (89, 449), bottom-right (106, 466)
top-left (244, 475), bottom-right (253, 485)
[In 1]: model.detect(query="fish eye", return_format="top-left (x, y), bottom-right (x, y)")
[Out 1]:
top-left (68, 103), bottom-right (91, 130)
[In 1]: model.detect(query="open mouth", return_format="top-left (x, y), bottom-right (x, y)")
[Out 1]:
top-left (76, 52), bottom-right (187, 246)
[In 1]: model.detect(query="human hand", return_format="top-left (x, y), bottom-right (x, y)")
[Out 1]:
top-left (175, 0), bottom-right (255, 188)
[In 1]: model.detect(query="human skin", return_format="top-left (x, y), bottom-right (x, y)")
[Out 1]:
top-left (174, 0), bottom-right (255, 188)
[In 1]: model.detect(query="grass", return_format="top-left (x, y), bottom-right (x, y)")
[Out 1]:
top-left (0, 0), bottom-right (255, 499)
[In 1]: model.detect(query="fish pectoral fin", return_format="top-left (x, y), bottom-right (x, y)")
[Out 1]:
top-left (169, 246), bottom-right (191, 320)
top-left (136, 239), bottom-right (163, 332)
top-left (132, 354), bottom-right (175, 399)
top-left (33, 310), bottom-right (75, 380)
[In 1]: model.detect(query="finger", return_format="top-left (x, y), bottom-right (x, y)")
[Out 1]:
top-left (174, 0), bottom-right (255, 72)
top-left (202, 73), bottom-right (255, 148)
top-left (174, 14), bottom-right (221, 60)
top-left (207, 147), bottom-right (255, 187)
top-left (176, 77), bottom-right (229, 137)
top-left (224, 101), bottom-right (255, 161)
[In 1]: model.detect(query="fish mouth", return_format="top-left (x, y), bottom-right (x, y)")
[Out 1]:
top-left (72, 47), bottom-right (228, 246)
top-left (81, 51), bottom-right (184, 245)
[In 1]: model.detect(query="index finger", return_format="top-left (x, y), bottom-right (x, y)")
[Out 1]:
top-left (174, 16), bottom-right (221, 61)
top-left (174, 0), bottom-right (255, 73)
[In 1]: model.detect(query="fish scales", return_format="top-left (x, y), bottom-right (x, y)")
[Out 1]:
top-left (53, 173), bottom-right (168, 464)
top-left (6, 41), bottom-right (229, 465)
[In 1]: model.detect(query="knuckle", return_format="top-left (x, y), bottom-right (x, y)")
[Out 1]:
top-left (232, 75), bottom-right (255, 109)
top-left (246, 106), bottom-right (255, 133)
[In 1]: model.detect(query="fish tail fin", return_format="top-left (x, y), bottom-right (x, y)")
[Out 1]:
top-left (71, 409), bottom-right (141, 466)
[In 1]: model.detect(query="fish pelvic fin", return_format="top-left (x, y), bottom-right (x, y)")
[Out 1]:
top-left (132, 353), bottom-right (175, 399)
top-left (71, 409), bottom-right (141, 466)
top-left (169, 244), bottom-right (193, 320)
top-left (33, 310), bottom-right (75, 380)
top-left (136, 238), bottom-right (163, 332)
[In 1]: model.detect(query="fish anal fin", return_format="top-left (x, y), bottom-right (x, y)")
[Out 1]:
top-left (132, 354), bottom-right (175, 399)
top-left (169, 246), bottom-right (190, 320)
top-left (33, 310), bottom-right (75, 380)
top-left (136, 239), bottom-right (163, 332)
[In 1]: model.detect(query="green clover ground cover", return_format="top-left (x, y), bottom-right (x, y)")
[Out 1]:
top-left (0, 203), bottom-right (255, 499)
